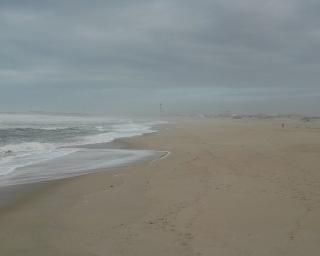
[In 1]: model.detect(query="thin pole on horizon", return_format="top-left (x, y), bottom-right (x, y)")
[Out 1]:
top-left (160, 103), bottom-right (163, 114)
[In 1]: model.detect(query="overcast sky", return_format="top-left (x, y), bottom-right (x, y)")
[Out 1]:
top-left (0, 0), bottom-right (319, 115)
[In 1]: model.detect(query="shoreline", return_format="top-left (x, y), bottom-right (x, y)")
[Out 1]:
top-left (0, 117), bottom-right (320, 255)
top-left (0, 126), bottom-right (167, 211)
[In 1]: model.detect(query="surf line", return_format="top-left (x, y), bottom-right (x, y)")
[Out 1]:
top-left (150, 151), bottom-right (171, 164)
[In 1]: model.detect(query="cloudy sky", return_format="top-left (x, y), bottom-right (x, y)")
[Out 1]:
top-left (0, 0), bottom-right (319, 115)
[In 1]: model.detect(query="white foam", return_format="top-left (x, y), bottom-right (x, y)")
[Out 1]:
top-left (0, 144), bottom-right (77, 177)
top-left (0, 114), bottom-right (163, 186)
top-left (81, 123), bottom-right (155, 145)
top-left (0, 149), bottom-right (155, 187)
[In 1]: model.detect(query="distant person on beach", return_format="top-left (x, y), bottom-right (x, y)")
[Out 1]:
top-left (281, 123), bottom-right (285, 128)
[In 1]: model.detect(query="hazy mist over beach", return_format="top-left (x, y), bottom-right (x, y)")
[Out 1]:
top-left (2, 2), bottom-right (320, 255)
top-left (1, 0), bottom-right (319, 115)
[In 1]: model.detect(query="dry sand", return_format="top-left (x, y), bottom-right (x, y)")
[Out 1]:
top-left (0, 117), bottom-right (320, 256)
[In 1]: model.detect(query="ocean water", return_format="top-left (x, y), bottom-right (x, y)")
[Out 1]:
top-left (0, 113), bottom-right (161, 187)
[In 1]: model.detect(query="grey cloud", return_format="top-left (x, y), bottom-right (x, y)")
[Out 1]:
top-left (0, 0), bottom-right (319, 114)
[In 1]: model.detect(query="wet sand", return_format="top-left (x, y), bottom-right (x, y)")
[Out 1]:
top-left (0, 117), bottom-right (320, 256)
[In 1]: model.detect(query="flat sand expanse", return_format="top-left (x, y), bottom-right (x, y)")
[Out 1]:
top-left (0, 117), bottom-right (320, 256)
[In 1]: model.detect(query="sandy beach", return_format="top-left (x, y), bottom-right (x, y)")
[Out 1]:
top-left (0, 117), bottom-right (320, 256)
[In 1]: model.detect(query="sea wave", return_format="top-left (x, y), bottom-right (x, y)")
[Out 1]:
top-left (0, 114), bottom-right (160, 182)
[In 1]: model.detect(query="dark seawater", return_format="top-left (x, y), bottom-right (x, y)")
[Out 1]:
top-left (0, 113), bottom-right (162, 187)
